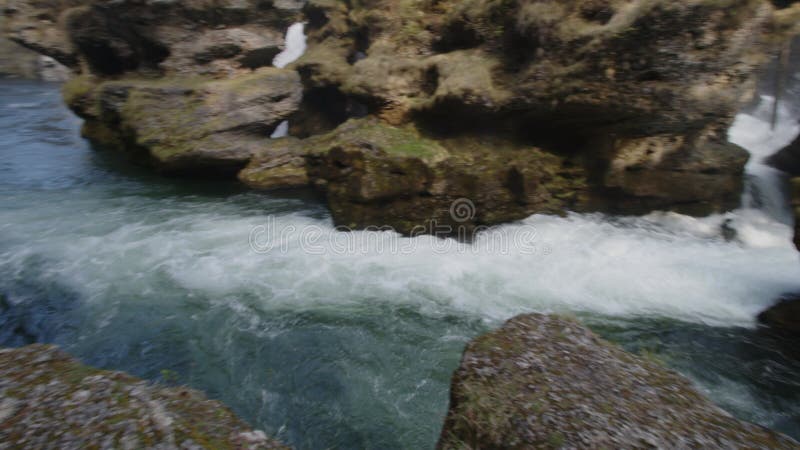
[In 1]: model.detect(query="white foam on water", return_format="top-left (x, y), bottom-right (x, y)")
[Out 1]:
top-left (272, 23), bottom-right (307, 69)
top-left (1, 81), bottom-right (800, 332)
top-left (2, 193), bottom-right (798, 330)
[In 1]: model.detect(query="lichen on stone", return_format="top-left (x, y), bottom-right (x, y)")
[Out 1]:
top-left (0, 344), bottom-right (288, 449)
top-left (438, 314), bottom-right (799, 449)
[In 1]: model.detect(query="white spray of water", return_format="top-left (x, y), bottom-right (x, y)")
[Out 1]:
top-left (270, 23), bottom-right (307, 139)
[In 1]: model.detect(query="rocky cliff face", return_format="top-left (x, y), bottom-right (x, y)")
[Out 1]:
top-left (3, 0), bottom-right (799, 232)
top-left (438, 314), bottom-right (798, 449)
top-left (0, 344), bottom-right (287, 449)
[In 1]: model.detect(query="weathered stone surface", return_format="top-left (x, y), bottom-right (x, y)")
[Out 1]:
top-left (438, 314), bottom-right (798, 449)
top-left (1, 0), bottom-right (88, 68)
top-left (65, 68), bottom-right (303, 173)
top-left (0, 344), bottom-right (288, 449)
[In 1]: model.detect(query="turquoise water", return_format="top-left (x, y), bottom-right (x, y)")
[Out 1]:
top-left (2, 80), bottom-right (800, 448)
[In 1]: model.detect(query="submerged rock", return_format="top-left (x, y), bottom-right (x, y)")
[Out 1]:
top-left (0, 344), bottom-right (287, 449)
top-left (438, 314), bottom-right (797, 449)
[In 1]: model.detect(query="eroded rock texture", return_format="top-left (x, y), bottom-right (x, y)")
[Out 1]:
top-left (0, 344), bottom-right (287, 449)
top-left (3, 0), bottom-right (800, 232)
top-left (438, 314), bottom-right (798, 449)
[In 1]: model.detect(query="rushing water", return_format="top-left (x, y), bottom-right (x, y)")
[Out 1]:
top-left (2, 79), bottom-right (800, 448)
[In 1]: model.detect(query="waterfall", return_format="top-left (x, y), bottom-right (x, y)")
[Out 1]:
top-left (728, 95), bottom-right (799, 224)
top-left (271, 22), bottom-right (308, 139)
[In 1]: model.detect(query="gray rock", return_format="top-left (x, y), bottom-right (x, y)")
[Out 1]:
top-left (438, 314), bottom-right (798, 449)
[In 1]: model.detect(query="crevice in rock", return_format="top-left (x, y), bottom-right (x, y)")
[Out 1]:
top-left (433, 21), bottom-right (483, 53)
top-left (580, 0), bottom-right (615, 24)
top-left (421, 65), bottom-right (439, 96)
top-left (239, 47), bottom-right (281, 69)
top-left (347, 26), bottom-right (371, 65)
top-left (288, 86), bottom-right (369, 138)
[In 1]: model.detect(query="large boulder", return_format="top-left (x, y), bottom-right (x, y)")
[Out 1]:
top-left (240, 117), bottom-right (587, 234)
top-left (438, 314), bottom-right (798, 449)
top-left (0, 344), bottom-right (287, 449)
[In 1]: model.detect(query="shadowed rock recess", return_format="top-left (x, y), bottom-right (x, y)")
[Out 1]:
top-left (438, 314), bottom-right (799, 449)
top-left (3, 0), bottom-right (800, 232)
top-left (0, 344), bottom-right (288, 449)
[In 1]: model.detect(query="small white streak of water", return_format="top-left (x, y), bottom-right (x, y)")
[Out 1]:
top-left (273, 23), bottom-right (307, 69)
top-left (270, 120), bottom-right (289, 138)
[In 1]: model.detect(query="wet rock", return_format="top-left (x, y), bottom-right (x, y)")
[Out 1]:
top-left (0, 344), bottom-right (288, 449)
top-left (759, 294), bottom-right (800, 333)
top-left (438, 314), bottom-right (799, 449)
top-left (768, 131), bottom-right (800, 176)
top-left (794, 177), bottom-right (800, 251)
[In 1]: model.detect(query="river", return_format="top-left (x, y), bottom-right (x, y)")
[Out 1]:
top-left (1, 79), bottom-right (800, 448)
